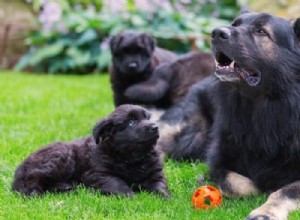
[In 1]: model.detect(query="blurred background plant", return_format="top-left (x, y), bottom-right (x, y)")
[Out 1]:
top-left (15, 0), bottom-right (241, 74)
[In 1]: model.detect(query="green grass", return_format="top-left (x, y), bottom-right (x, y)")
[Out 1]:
top-left (0, 71), bottom-right (299, 219)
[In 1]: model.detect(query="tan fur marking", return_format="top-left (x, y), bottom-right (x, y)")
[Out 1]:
top-left (248, 189), bottom-right (300, 220)
top-left (157, 122), bottom-right (185, 145)
top-left (223, 172), bottom-right (259, 197)
top-left (259, 26), bottom-right (277, 60)
top-left (148, 109), bottom-right (165, 122)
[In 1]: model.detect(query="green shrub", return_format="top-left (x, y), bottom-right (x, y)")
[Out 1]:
top-left (16, 0), bottom-right (240, 74)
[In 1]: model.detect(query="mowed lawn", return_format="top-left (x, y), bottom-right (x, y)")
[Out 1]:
top-left (1, 71), bottom-right (299, 220)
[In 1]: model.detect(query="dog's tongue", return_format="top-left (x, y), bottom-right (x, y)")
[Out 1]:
top-left (236, 66), bottom-right (260, 87)
top-left (216, 62), bottom-right (260, 87)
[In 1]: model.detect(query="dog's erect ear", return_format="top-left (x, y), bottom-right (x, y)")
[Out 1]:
top-left (238, 5), bottom-right (250, 16)
top-left (142, 34), bottom-right (156, 53)
top-left (93, 118), bottom-right (112, 144)
top-left (109, 35), bottom-right (123, 54)
top-left (293, 18), bottom-right (300, 41)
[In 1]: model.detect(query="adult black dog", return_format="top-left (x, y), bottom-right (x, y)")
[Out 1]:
top-left (109, 31), bottom-right (177, 107)
top-left (159, 11), bottom-right (300, 219)
top-left (124, 51), bottom-right (215, 109)
top-left (12, 104), bottom-right (170, 197)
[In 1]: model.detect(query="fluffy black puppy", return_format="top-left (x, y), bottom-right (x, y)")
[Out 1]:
top-left (124, 52), bottom-right (215, 109)
top-left (12, 104), bottom-right (170, 197)
top-left (109, 30), bottom-right (177, 107)
top-left (160, 11), bottom-right (300, 219)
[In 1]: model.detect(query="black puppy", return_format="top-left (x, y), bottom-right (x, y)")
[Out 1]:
top-left (12, 104), bottom-right (170, 197)
top-left (124, 52), bottom-right (215, 109)
top-left (109, 31), bottom-right (177, 107)
top-left (160, 11), bottom-right (300, 219)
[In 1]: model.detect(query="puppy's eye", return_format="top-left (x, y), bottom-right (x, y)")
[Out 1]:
top-left (128, 120), bottom-right (137, 126)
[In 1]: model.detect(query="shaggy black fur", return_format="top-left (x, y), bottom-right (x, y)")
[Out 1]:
top-left (209, 12), bottom-right (300, 193)
top-left (12, 105), bottom-right (170, 197)
top-left (159, 11), bottom-right (300, 219)
top-left (158, 76), bottom-right (217, 161)
top-left (124, 52), bottom-right (215, 109)
top-left (109, 31), bottom-right (177, 107)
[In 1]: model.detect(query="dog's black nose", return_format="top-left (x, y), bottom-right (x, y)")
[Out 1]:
top-left (149, 124), bottom-right (158, 133)
top-left (128, 62), bottom-right (138, 69)
top-left (211, 27), bottom-right (231, 40)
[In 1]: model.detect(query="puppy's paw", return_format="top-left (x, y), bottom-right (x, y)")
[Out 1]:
top-left (123, 191), bottom-right (135, 197)
top-left (152, 187), bottom-right (171, 199)
top-left (124, 86), bottom-right (141, 100)
top-left (27, 188), bottom-right (44, 197)
top-left (52, 183), bottom-right (75, 193)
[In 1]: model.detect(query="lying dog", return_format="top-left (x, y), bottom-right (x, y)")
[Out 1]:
top-left (12, 104), bottom-right (170, 197)
top-left (109, 31), bottom-right (177, 107)
top-left (124, 52), bottom-right (215, 109)
top-left (159, 11), bottom-right (300, 219)
top-left (208, 11), bottom-right (300, 220)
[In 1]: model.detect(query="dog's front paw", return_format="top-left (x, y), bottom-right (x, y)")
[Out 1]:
top-left (246, 207), bottom-right (284, 220)
top-left (246, 214), bottom-right (279, 220)
top-left (156, 188), bottom-right (171, 198)
top-left (246, 215), bottom-right (273, 220)
top-left (26, 188), bottom-right (44, 197)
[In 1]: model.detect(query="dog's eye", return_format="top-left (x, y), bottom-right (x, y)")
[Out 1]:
top-left (232, 19), bottom-right (242, 27)
top-left (128, 120), bottom-right (137, 126)
top-left (255, 28), bottom-right (268, 36)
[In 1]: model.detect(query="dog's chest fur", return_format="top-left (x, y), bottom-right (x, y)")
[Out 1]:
top-left (214, 83), bottom-right (300, 191)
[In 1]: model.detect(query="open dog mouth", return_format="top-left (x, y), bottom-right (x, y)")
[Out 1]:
top-left (215, 52), bottom-right (261, 87)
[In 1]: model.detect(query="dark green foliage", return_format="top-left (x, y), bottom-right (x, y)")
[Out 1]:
top-left (16, 1), bottom-right (240, 74)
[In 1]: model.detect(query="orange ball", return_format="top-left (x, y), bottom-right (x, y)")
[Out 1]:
top-left (192, 185), bottom-right (222, 210)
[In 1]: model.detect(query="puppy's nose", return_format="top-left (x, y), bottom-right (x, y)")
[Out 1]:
top-left (211, 27), bottom-right (231, 40)
top-left (149, 124), bottom-right (158, 133)
top-left (128, 62), bottom-right (138, 69)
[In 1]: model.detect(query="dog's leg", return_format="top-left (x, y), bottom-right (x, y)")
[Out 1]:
top-left (124, 78), bottom-right (169, 103)
top-left (142, 174), bottom-right (171, 198)
top-left (246, 181), bottom-right (300, 220)
top-left (82, 172), bottom-right (134, 196)
top-left (218, 171), bottom-right (259, 198)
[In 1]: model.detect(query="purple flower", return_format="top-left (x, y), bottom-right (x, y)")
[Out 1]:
top-left (100, 37), bottom-right (110, 50)
top-left (102, 0), bottom-right (127, 12)
top-left (39, 1), bottom-right (62, 31)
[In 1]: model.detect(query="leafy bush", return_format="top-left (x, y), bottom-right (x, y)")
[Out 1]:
top-left (15, 10), bottom-right (112, 74)
top-left (16, 0), bottom-right (240, 74)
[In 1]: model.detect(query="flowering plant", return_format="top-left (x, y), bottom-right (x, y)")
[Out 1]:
top-left (16, 0), bottom-right (239, 74)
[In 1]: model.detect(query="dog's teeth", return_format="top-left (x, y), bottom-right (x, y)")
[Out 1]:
top-left (230, 61), bottom-right (235, 68)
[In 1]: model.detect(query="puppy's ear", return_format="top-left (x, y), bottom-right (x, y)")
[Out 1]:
top-left (144, 110), bottom-right (151, 120)
top-left (142, 34), bottom-right (156, 53)
top-left (109, 35), bottom-right (123, 54)
top-left (293, 18), bottom-right (300, 41)
top-left (93, 118), bottom-right (112, 144)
